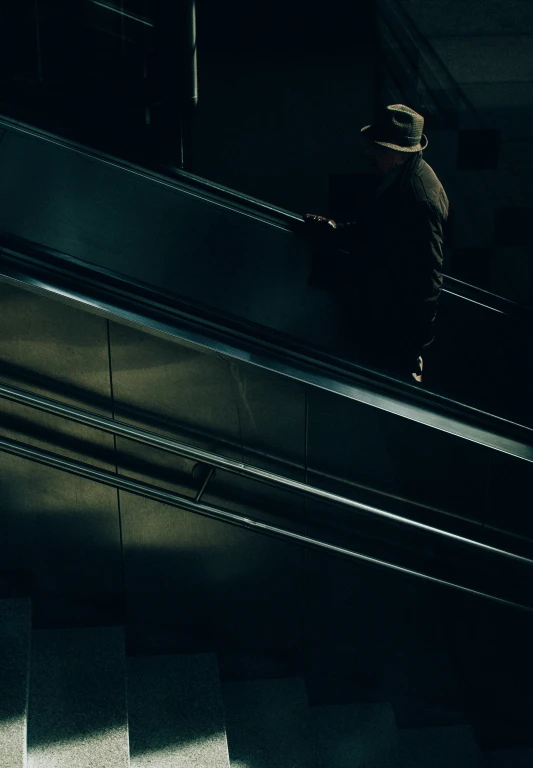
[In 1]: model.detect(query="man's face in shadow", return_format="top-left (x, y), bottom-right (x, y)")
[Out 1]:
top-left (364, 140), bottom-right (408, 175)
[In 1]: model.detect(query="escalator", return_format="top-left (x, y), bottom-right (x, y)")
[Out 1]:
top-left (1, 115), bottom-right (533, 751)
top-left (1, 3), bottom-right (532, 753)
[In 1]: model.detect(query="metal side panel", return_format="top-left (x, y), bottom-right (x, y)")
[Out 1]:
top-left (306, 383), bottom-right (492, 525)
top-left (119, 489), bottom-right (305, 655)
top-left (107, 318), bottom-right (308, 654)
top-left (0, 280), bottom-right (116, 467)
top-left (0, 451), bottom-right (124, 628)
top-left (108, 320), bottom-right (245, 462)
top-left (0, 124), bottom-right (334, 347)
top-left (302, 543), bottom-right (469, 724)
top-left (0, 280), bottom-right (124, 628)
top-left (0, 599), bottom-right (31, 768)
top-left (485, 449), bottom-right (533, 541)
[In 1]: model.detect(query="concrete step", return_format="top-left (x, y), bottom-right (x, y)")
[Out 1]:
top-left (127, 653), bottom-right (230, 768)
top-left (0, 599), bottom-right (31, 768)
top-left (399, 725), bottom-right (482, 768)
top-left (221, 678), bottom-right (321, 768)
top-left (27, 627), bottom-right (129, 768)
top-left (311, 702), bottom-right (398, 768)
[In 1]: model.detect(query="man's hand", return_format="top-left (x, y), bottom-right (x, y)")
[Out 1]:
top-left (411, 355), bottom-right (423, 383)
top-left (303, 213), bottom-right (337, 230)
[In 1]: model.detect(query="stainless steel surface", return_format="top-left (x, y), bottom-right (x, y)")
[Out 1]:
top-left (306, 386), bottom-right (493, 526)
top-left (485, 451), bottom-right (533, 542)
top-left (162, 166), bottom-right (303, 224)
top-left (228, 362), bottom-right (307, 482)
top-left (0, 121), bottom-right (333, 347)
top-left (0, 282), bottom-right (116, 469)
top-left (0, 449), bottom-right (124, 628)
top-left (0, 281), bottom-right (112, 412)
top-left (0, 379), bottom-right (235, 466)
top-left (2, 380), bottom-right (532, 566)
top-left (73, 309), bottom-right (305, 652)
top-left (107, 321), bottom-right (243, 459)
top-left (1, 434), bottom-right (531, 614)
top-left (0, 281), bottom-right (123, 626)
top-left (120, 490), bottom-right (305, 653)
top-left (1, 266), bottom-right (531, 464)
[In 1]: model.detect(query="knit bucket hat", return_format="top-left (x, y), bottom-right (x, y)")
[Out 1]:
top-left (361, 104), bottom-right (428, 152)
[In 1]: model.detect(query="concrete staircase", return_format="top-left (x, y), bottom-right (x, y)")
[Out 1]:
top-left (1, 599), bottom-right (532, 768)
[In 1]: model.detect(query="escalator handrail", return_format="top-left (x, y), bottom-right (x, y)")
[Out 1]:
top-left (1, 432), bottom-right (532, 613)
top-left (0, 113), bottom-right (530, 321)
top-left (0, 115), bottom-right (296, 231)
top-left (1, 236), bottom-right (532, 464)
top-left (2, 379), bottom-right (533, 567)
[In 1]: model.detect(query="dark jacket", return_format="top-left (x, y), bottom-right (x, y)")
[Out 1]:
top-left (335, 152), bottom-right (449, 358)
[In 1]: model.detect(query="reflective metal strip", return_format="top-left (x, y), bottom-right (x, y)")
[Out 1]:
top-left (91, 0), bottom-right (154, 27)
top-left (443, 290), bottom-right (505, 315)
top-left (1, 381), bottom-right (532, 567)
top-left (1, 435), bottom-right (531, 613)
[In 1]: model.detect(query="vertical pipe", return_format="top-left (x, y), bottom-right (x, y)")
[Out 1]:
top-left (143, 53), bottom-right (151, 125)
top-left (180, 0), bottom-right (198, 170)
top-left (183, 0), bottom-right (198, 109)
top-left (120, 0), bottom-right (126, 57)
top-left (151, 0), bottom-right (197, 168)
top-left (34, 0), bottom-right (43, 83)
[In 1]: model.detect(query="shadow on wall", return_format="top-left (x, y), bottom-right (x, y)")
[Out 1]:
top-left (0, 445), bottom-right (308, 656)
top-left (1, 360), bottom-right (244, 458)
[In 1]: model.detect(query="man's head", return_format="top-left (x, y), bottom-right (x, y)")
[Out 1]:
top-left (361, 104), bottom-right (428, 174)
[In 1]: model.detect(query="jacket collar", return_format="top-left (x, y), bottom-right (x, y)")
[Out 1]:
top-left (400, 151), bottom-right (424, 184)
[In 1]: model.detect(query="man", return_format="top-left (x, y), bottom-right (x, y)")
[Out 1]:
top-left (304, 104), bottom-right (449, 383)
